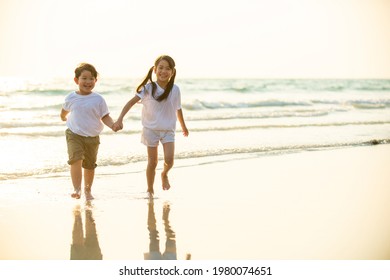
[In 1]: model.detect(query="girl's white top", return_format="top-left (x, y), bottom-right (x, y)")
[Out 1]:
top-left (63, 91), bottom-right (109, 137)
top-left (136, 83), bottom-right (181, 131)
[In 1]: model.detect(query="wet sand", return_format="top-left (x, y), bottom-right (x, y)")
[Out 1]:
top-left (0, 144), bottom-right (390, 260)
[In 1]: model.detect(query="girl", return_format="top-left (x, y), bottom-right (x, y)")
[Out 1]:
top-left (114, 55), bottom-right (189, 198)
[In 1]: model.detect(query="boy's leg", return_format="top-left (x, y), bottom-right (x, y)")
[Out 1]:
top-left (83, 136), bottom-right (99, 200)
top-left (161, 142), bottom-right (174, 190)
top-left (66, 129), bottom-right (83, 199)
top-left (84, 168), bottom-right (95, 200)
top-left (146, 146), bottom-right (158, 196)
top-left (70, 160), bottom-right (83, 199)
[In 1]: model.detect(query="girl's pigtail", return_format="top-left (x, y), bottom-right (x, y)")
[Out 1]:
top-left (136, 66), bottom-right (154, 93)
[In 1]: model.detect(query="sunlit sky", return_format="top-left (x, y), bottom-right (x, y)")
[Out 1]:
top-left (1, 0), bottom-right (389, 79)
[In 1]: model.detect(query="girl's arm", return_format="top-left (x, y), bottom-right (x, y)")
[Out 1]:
top-left (102, 113), bottom-right (115, 130)
top-left (113, 95), bottom-right (141, 130)
top-left (60, 108), bottom-right (69, 121)
top-left (177, 109), bottom-right (189, 137)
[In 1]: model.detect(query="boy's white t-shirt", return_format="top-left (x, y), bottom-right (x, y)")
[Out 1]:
top-left (63, 91), bottom-right (109, 137)
top-left (136, 83), bottom-right (181, 131)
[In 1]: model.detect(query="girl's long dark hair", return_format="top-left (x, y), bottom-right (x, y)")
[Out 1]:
top-left (136, 55), bottom-right (176, 102)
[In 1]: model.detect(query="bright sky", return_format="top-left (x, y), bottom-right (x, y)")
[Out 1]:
top-left (0, 0), bottom-right (389, 79)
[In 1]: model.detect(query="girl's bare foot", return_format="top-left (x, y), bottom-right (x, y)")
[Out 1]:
top-left (71, 188), bottom-right (81, 199)
top-left (147, 188), bottom-right (154, 199)
top-left (161, 174), bottom-right (171, 190)
top-left (85, 191), bottom-right (94, 200)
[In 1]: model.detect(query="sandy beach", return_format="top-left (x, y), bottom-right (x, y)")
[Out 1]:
top-left (0, 144), bottom-right (389, 260)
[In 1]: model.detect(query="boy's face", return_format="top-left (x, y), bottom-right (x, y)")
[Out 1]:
top-left (74, 70), bottom-right (97, 95)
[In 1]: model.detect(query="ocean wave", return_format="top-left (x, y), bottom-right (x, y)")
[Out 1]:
top-left (351, 102), bottom-right (388, 109)
top-left (0, 121), bottom-right (61, 129)
top-left (185, 109), bottom-right (331, 121)
top-left (185, 121), bottom-right (390, 133)
top-left (180, 79), bottom-right (390, 93)
top-left (173, 139), bottom-right (390, 160)
top-left (0, 165), bottom-right (69, 181)
top-left (2, 120), bottom-right (390, 137)
top-left (7, 103), bottom-right (63, 111)
top-left (182, 99), bottom-right (312, 111)
top-left (0, 128), bottom-right (140, 137)
top-left (181, 98), bottom-right (390, 111)
top-left (2, 78), bottom-right (390, 96)
top-left (4, 98), bottom-right (388, 113)
top-left (31, 97), bottom-right (390, 112)
top-left (2, 120), bottom-right (389, 137)
top-left (262, 79), bottom-right (390, 92)
top-left (19, 89), bottom-right (68, 95)
top-left (104, 79), bottom-right (386, 95)
top-left (2, 139), bottom-right (389, 181)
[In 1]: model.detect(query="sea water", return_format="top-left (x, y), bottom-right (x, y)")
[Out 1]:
top-left (1, 78), bottom-right (390, 181)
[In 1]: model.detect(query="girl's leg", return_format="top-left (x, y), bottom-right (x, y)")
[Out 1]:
top-left (70, 160), bottom-right (83, 199)
top-left (161, 142), bottom-right (175, 190)
top-left (84, 168), bottom-right (95, 200)
top-left (146, 146), bottom-right (159, 195)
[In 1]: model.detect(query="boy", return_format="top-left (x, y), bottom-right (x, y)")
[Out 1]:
top-left (60, 63), bottom-right (115, 200)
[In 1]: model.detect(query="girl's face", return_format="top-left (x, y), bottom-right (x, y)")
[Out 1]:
top-left (154, 59), bottom-right (174, 86)
top-left (74, 70), bottom-right (97, 95)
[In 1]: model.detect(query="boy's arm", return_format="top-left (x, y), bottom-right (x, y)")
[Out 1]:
top-left (60, 108), bottom-right (69, 121)
top-left (177, 109), bottom-right (189, 137)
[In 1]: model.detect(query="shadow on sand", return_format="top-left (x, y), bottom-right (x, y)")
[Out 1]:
top-left (70, 202), bottom-right (103, 260)
top-left (144, 201), bottom-right (191, 260)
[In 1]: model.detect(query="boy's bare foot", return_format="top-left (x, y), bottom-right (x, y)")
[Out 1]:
top-left (161, 174), bottom-right (171, 190)
top-left (71, 188), bottom-right (81, 199)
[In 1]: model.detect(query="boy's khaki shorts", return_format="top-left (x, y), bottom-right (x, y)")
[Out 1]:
top-left (65, 129), bottom-right (100, 169)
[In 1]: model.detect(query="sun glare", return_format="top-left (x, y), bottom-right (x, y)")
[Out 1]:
top-left (0, 0), bottom-right (389, 79)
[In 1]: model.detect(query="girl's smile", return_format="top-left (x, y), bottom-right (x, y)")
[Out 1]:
top-left (154, 60), bottom-right (174, 87)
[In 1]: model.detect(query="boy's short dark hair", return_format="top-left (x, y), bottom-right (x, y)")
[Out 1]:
top-left (74, 63), bottom-right (98, 78)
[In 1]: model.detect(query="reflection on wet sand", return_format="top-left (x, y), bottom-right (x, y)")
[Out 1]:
top-left (70, 203), bottom-right (102, 260)
top-left (144, 201), bottom-right (191, 260)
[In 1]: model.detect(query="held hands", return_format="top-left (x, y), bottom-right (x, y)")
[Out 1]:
top-left (111, 121), bottom-right (123, 132)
